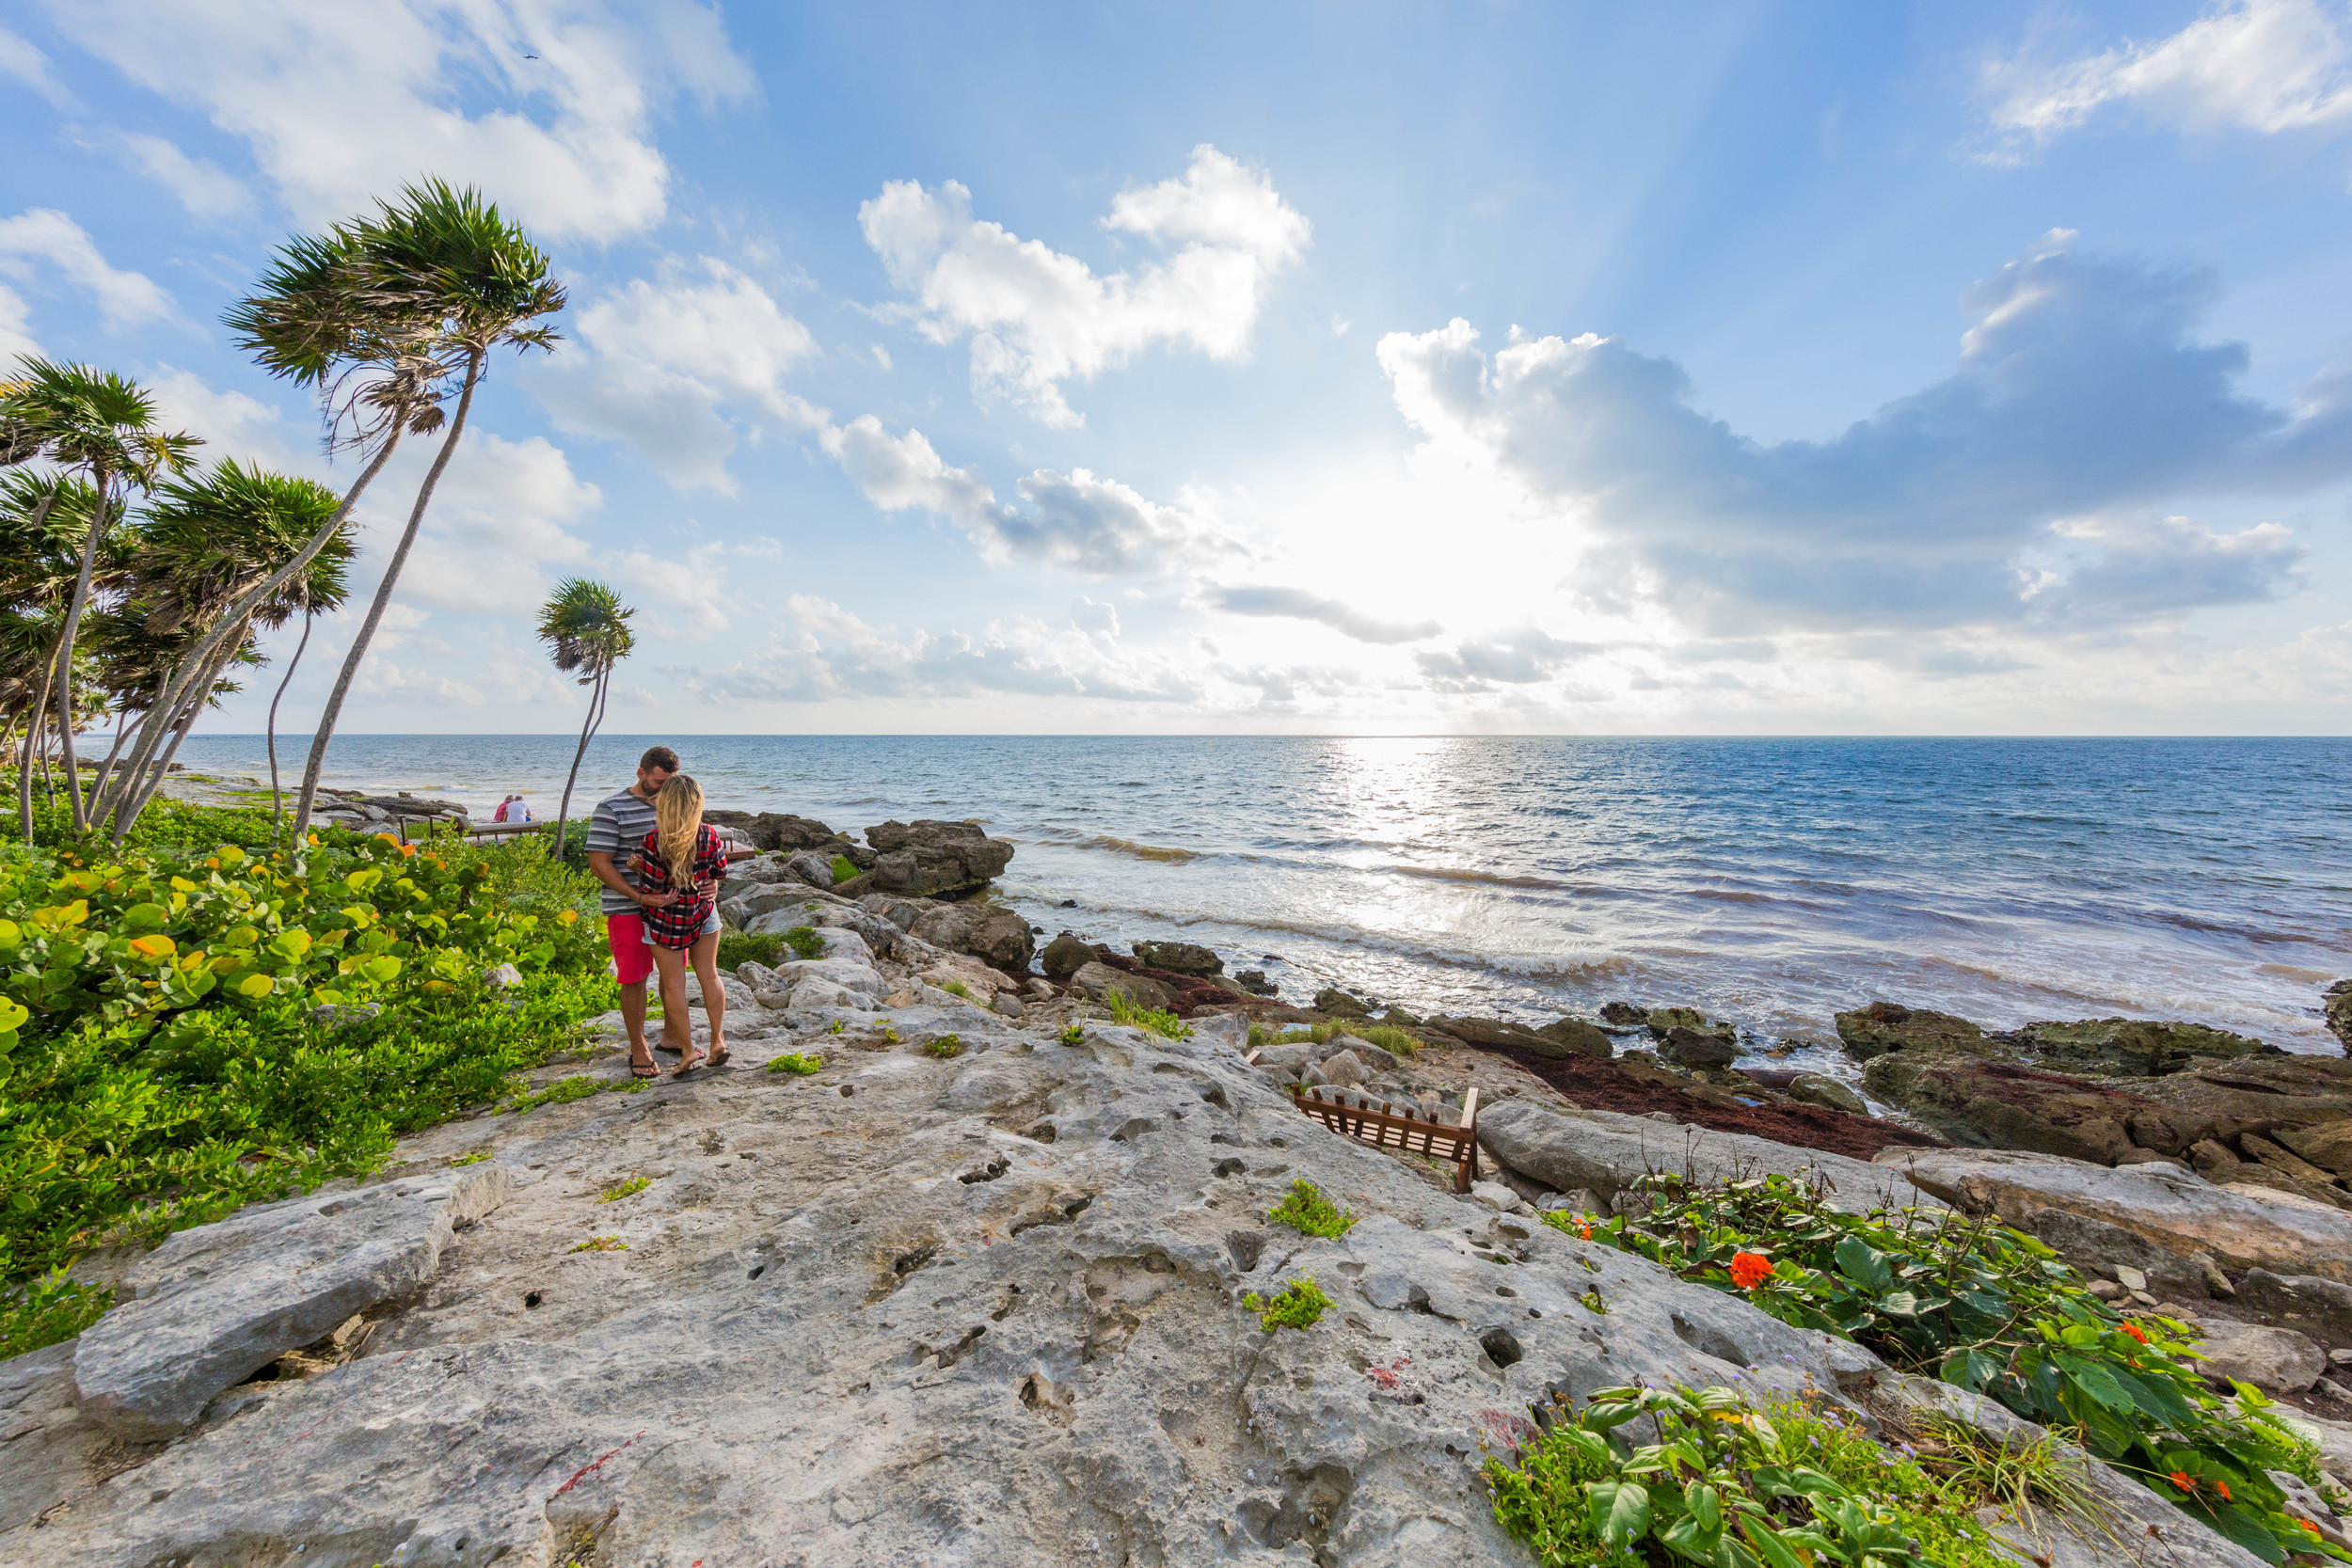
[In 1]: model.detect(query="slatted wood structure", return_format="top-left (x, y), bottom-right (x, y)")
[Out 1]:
top-left (1290, 1085), bottom-right (1482, 1194)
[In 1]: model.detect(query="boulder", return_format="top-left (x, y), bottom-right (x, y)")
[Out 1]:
top-left (1659, 1026), bottom-right (1738, 1070)
top-left (72, 1165), bottom-right (509, 1438)
top-left (1132, 941), bottom-right (1222, 977)
top-left (1533, 1018), bottom-right (1613, 1060)
top-left (1427, 1014), bottom-right (1553, 1053)
top-left (1883, 1146), bottom-right (2352, 1283)
top-left (2278, 1119), bottom-right (2352, 1180)
top-left (910, 901), bottom-right (1036, 974)
top-left (1598, 1001), bottom-right (1648, 1025)
top-left (1312, 987), bottom-right (1372, 1018)
top-left (1251, 1042), bottom-right (1315, 1074)
top-left (2010, 1017), bottom-right (2269, 1076)
top-left (1039, 930), bottom-right (1095, 983)
top-left (1835, 1000), bottom-right (1987, 1059)
top-left (1787, 1074), bottom-right (1867, 1116)
top-left (1068, 960), bottom-right (1176, 1012)
top-left (1319, 1049), bottom-right (1371, 1087)
top-left (1863, 1051), bottom-right (2145, 1164)
top-left (850, 819), bottom-right (1013, 899)
top-left (857, 894), bottom-right (927, 931)
top-left (2190, 1320), bottom-right (2325, 1396)
top-left (2027, 1208), bottom-right (2216, 1300)
top-left (702, 811), bottom-right (850, 854)
top-left (736, 883), bottom-right (817, 925)
top-left (1477, 1099), bottom-right (1940, 1214)
top-left (2329, 979), bottom-right (2352, 1053)
top-left (1231, 969), bottom-right (1278, 996)
top-left (1325, 1035), bottom-right (1397, 1074)
top-left (2237, 1270), bottom-right (2352, 1347)
top-left (2127, 1058), bottom-right (2352, 1149)
top-left (782, 849), bottom-right (836, 888)
top-left (1643, 1006), bottom-right (1732, 1041)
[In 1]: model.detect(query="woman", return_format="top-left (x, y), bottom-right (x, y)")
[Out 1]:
top-left (634, 774), bottom-right (729, 1074)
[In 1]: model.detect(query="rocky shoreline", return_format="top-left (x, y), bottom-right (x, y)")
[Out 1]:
top-left (11, 814), bottom-right (2352, 1566)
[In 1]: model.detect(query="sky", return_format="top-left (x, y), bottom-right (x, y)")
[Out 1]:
top-left (5, 0), bottom-right (2352, 736)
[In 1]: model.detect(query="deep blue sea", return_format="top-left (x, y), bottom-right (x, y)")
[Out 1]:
top-left (171, 735), bottom-right (2352, 1071)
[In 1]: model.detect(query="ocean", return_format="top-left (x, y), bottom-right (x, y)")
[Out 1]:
top-left (169, 734), bottom-right (2352, 1078)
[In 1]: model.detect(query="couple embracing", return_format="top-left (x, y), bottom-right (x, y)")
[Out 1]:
top-left (582, 745), bottom-right (731, 1079)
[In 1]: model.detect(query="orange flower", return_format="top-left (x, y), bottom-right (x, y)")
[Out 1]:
top-left (1728, 1251), bottom-right (1773, 1290)
top-left (2304, 1519), bottom-right (2323, 1537)
top-left (2122, 1322), bottom-right (2149, 1344)
top-left (2170, 1470), bottom-right (2196, 1492)
top-left (2216, 1480), bottom-right (2231, 1501)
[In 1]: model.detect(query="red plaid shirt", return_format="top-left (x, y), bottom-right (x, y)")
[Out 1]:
top-left (634, 824), bottom-right (724, 948)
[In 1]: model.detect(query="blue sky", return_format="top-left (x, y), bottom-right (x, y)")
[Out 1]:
top-left (5, 0), bottom-right (2352, 734)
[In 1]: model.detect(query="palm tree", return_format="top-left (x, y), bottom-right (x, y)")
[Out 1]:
top-left (288, 181), bottom-right (565, 840)
top-left (537, 578), bottom-right (635, 860)
top-left (0, 470), bottom-right (123, 839)
top-left (0, 360), bottom-right (199, 832)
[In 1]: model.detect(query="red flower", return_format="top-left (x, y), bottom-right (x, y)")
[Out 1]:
top-left (2216, 1480), bottom-right (2232, 1501)
top-left (2122, 1323), bottom-right (2149, 1344)
top-left (1728, 1252), bottom-right (1773, 1290)
top-left (2170, 1470), bottom-right (2196, 1492)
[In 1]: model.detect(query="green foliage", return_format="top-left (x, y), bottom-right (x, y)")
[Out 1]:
top-left (829, 854), bottom-right (859, 885)
top-left (1278, 1022), bottom-right (1341, 1045)
top-left (1104, 987), bottom-right (1191, 1038)
top-left (0, 829), bottom-right (614, 1285)
top-left (1550, 1173), bottom-right (2334, 1563)
top-left (597, 1174), bottom-right (648, 1203)
top-left (927, 1034), bottom-right (964, 1058)
top-left (504, 1074), bottom-right (604, 1114)
top-left (1247, 1022), bottom-right (1272, 1047)
top-left (535, 818), bottom-right (595, 873)
top-left (766, 1052), bottom-right (822, 1075)
top-left (1486, 1384), bottom-right (1946, 1568)
top-left (1243, 1275), bottom-right (1330, 1332)
top-left (783, 926), bottom-right (824, 960)
top-left (1058, 1023), bottom-right (1086, 1046)
top-left (448, 1149), bottom-right (489, 1166)
top-left (0, 1266), bottom-right (113, 1359)
top-left (570, 1235), bottom-right (625, 1253)
top-left (25, 792), bottom-right (281, 853)
top-left (1266, 1177), bottom-right (1357, 1239)
top-left (1358, 1022), bottom-right (1422, 1056)
top-left (827, 1019), bottom-right (844, 1036)
top-left (941, 979), bottom-right (973, 1000)
top-left (716, 930), bottom-right (783, 970)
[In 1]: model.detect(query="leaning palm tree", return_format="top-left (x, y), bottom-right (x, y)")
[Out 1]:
top-left (288, 181), bottom-right (565, 840)
top-left (0, 360), bottom-right (199, 832)
top-left (537, 578), bottom-right (635, 860)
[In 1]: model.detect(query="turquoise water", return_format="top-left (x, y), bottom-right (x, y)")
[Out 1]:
top-left (172, 734), bottom-right (2352, 1065)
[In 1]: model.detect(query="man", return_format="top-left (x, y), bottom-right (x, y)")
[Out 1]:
top-left (585, 745), bottom-right (681, 1075)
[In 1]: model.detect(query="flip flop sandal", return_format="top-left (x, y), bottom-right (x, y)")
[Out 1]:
top-left (629, 1060), bottom-right (660, 1080)
top-left (706, 1045), bottom-right (731, 1069)
top-left (673, 1052), bottom-right (707, 1077)
top-left (654, 1041), bottom-right (684, 1054)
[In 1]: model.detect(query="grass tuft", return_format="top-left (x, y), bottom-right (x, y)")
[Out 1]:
top-left (1243, 1276), bottom-right (1330, 1332)
top-left (830, 855), bottom-right (860, 885)
top-left (597, 1175), bottom-right (649, 1203)
top-left (570, 1235), bottom-right (627, 1253)
top-left (767, 1053), bottom-right (823, 1075)
top-left (1105, 988), bottom-right (1191, 1038)
top-left (1266, 1177), bottom-right (1357, 1239)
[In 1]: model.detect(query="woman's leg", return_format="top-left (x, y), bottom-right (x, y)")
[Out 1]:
top-left (690, 927), bottom-right (726, 1064)
top-left (652, 943), bottom-right (701, 1069)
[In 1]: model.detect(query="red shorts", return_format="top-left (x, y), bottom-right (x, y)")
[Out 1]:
top-left (607, 911), bottom-right (654, 986)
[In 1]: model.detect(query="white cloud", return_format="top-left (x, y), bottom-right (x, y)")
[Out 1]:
top-left (1415, 629), bottom-right (1604, 692)
top-left (0, 287), bottom-right (39, 368)
top-left (1986, 0), bottom-right (2352, 147)
top-left (145, 366), bottom-right (294, 467)
top-left (860, 144), bottom-right (1309, 426)
top-left (380, 432), bottom-right (600, 614)
top-left (103, 132), bottom-right (251, 218)
top-left (47, 0), bottom-right (754, 242)
top-left (0, 26), bottom-right (71, 106)
top-left (1203, 585), bottom-right (1441, 644)
top-left (0, 208), bottom-right (173, 327)
top-left (539, 258), bottom-right (824, 492)
top-left (821, 413), bottom-right (1225, 575)
top-left (1375, 230), bottom-right (2351, 637)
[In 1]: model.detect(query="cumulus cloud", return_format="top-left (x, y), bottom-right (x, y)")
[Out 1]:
top-left (1377, 230), bottom-right (2350, 636)
top-left (539, 258), bottom-right (825, 492)
top-left (0, 287), bottom-right (40, 368)
top-left (0, 208), bottom-right (172, 327)
top-left (46, 0), bottom-right (754, 241)
top-left (669, 595), bottom-right (1200, 705)
top-left (100, 132), bottom-right (251, 218)
top-left (1203, 585), bottom-right (1441, 644)
top-left (145, 366), bottom-right (294, 468)
top-left (860, 144), bottom-right (1309, 426)
top-left (385, 433), bottom-right (599, 614)
top-left (1985, 0), bottom-right (2352, 148)
top-left (821, 414), bottom-right (1223, 575)
top-left (1414, 629), bottom-right (1603, 692)
top-left (2026, 513), bottom-right (2305, 623)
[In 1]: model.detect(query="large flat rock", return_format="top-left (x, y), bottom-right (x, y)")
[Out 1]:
top-left (1881, 1146), bottom-right (2352, 1282)
top-left (1477, 1098), bottom-right (1942, 1212)
top-left (71, 1165), bottom-right (509, 1439)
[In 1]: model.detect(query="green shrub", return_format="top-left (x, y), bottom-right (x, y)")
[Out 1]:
top-left (1058, 1023), bottom-right (1086, 1046)
top-left (941, 979), bottom-right (973, 1000)
top-left (1549, 1172), bottom-right (2329, 1562)
top-left (570, 1235), bottom-right (626, 1252)
top-left (505, 1074), bottom-right (605, 1114)
top-left (716, 930), bottom-right (784, 970)
top-left (0, 1266), bottom-right (112, 1359)
top-left (927, 1034), bottom-right (964, 1059)
top-left (1266, 1178), bottom-right (1357, 1239)
top-left (1243, 1275), bottom-right (1329, 1332)
top-left (767, 1053), bottom-right (823, 1075)
top-left (784, 926), bottom-right (824, 960)
top-left (1105, 988), bottom-right (1191, 1038)
top-left (830, 854), bottom-right (859, 885)
top-left (597, 1174), bottom-right (649, 1203)
top-left (1359, 1022), bottom-right (1421, 1056)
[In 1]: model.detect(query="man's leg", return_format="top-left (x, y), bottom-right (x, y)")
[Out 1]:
top-left (619, 979), bottom-right (649, 1058)
top-left (607, 912), bottom-right (659, 1060)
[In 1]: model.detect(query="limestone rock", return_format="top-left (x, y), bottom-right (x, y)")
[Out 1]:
top-left (1426, 1014), bottom-right (1552, 1053)
top-left (857, 893), bottom-right (927, 931)
top-left (1787, 1074), bottom-right (1867, 1116)
top-left (739, 885), bottom-right (818, 927)
top-left (848, 818), bottom-right (1013, 898)
top-left (2328, 979), bottom-right (2352, 1053)
top-left (701, 810), bottom-right (850, 854)
top-left (1325, 1035), bottom-right (1397, 1074)
top-left (1040, 930), bottom-right (1096, 983)
top-left (2127, 1056), bottom-right (2352, 1149)
top-left (2011, 1017), bottom-right (2269, 1076)
top-left (1312, 987), bottom-right (1372, 1017)
top-left (1319, 1049), bottom-right (1370, 1087)
top-left (2191, 1320), bottom-right (2325, 1395)
top-left (1132, 940), bottom-right (1222, 976)
top-left (1532, 1018), bottom-right (1613, 1060)
top-left (1231, 969), bottom-right (1278, 996)
top-left (2237, 1270), bottom-right (2352, 1346)
top-left (910, 901), bottom-right (1036, 974)
top-left (1069, 960), bottom-right (1176, 1011)
top-left (1863, 1051), bottom-right (2144, 1164)
top-left (1477, 1099), bottom-right (1939, 1214)
top-left (2027, 1208), bottom-right (2216, 1300)
top-left (1834, 1000), bottom-right (1986, 1059)
top-left (782, 849), bottom-right (836, 888)
top-left (1884, 1146), bottom-right (2352, 1283)
top-left (1659, 1025), bottom-right (1738, 1069)
top-left (1598, 1001), bottom-right (1647, 1025)
top-left (2279, 1119), bottom-right (2352, 1180)
top-left (72, 1165), bottom-right (509, 1438)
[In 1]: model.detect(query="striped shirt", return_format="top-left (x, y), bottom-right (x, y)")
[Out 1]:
top-left (584, 787), bottom-right (660, 914)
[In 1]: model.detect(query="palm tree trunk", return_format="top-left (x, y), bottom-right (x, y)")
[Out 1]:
top-left (100, 427), bottom-right (405, 830)
top-left (54, 466), bottom-right (111, 832)
top-left (267, 610), bottom-right (314, 835)
top-left (113, 637), bottom-right (241, 842)
top-left (18, 655), bottom-right (55, 843)
top-left (552, 662), bottom-right (609, 860)
top-left (89, 705), bottom-right (134, 800)
top-left (292, 351), bottom-right (483, 840)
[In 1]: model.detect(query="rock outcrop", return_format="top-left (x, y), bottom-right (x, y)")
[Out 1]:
top-left (839, 818), bottom-right (1014, 899)
top-left (702, 810), bottom-right (862, 858)
top-left (2008, 1017), bottom-right (2269, 1076)
top-left (1132, 940), bottom-right (1221, 976)
top-left (1068, 958), bottom-right (1175, 1010)
top-left (1834, 1000), bottom-right (1986, 1058)
top-left (1531, 1018), bottom-right (1613, 1060)
top-left (910, 899), bottom-right (1036, 974)
top-left (2328, 979), bottom-right (2352, 1052)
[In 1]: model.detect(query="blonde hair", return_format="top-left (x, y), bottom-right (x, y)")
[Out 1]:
top-left (653, 774), bottom-right (705, 886)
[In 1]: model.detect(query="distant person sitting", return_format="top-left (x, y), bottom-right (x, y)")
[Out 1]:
top-left (492, 794), bottom-right (535, 824)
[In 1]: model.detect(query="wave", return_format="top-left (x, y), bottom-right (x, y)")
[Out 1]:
top-left (1071, 834), bottom-right (1200, 864)
top-left (1380, 863), bottom-right (1581, 893)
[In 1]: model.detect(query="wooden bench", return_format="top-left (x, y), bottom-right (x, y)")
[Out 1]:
top-left (1290, 1085), bottom-right (1481, 1194)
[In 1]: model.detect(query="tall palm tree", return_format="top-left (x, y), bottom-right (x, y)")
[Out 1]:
top-left (0, 470), bottom-right (122, 839)
top-left (536, 578), bottom-right (635, 860)
top-left (0, 360), bottom-right (199, 831)
top-left (89, 462), bottom-right (351, 839)
top-left (289, 182), bottom-right (564, 840)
